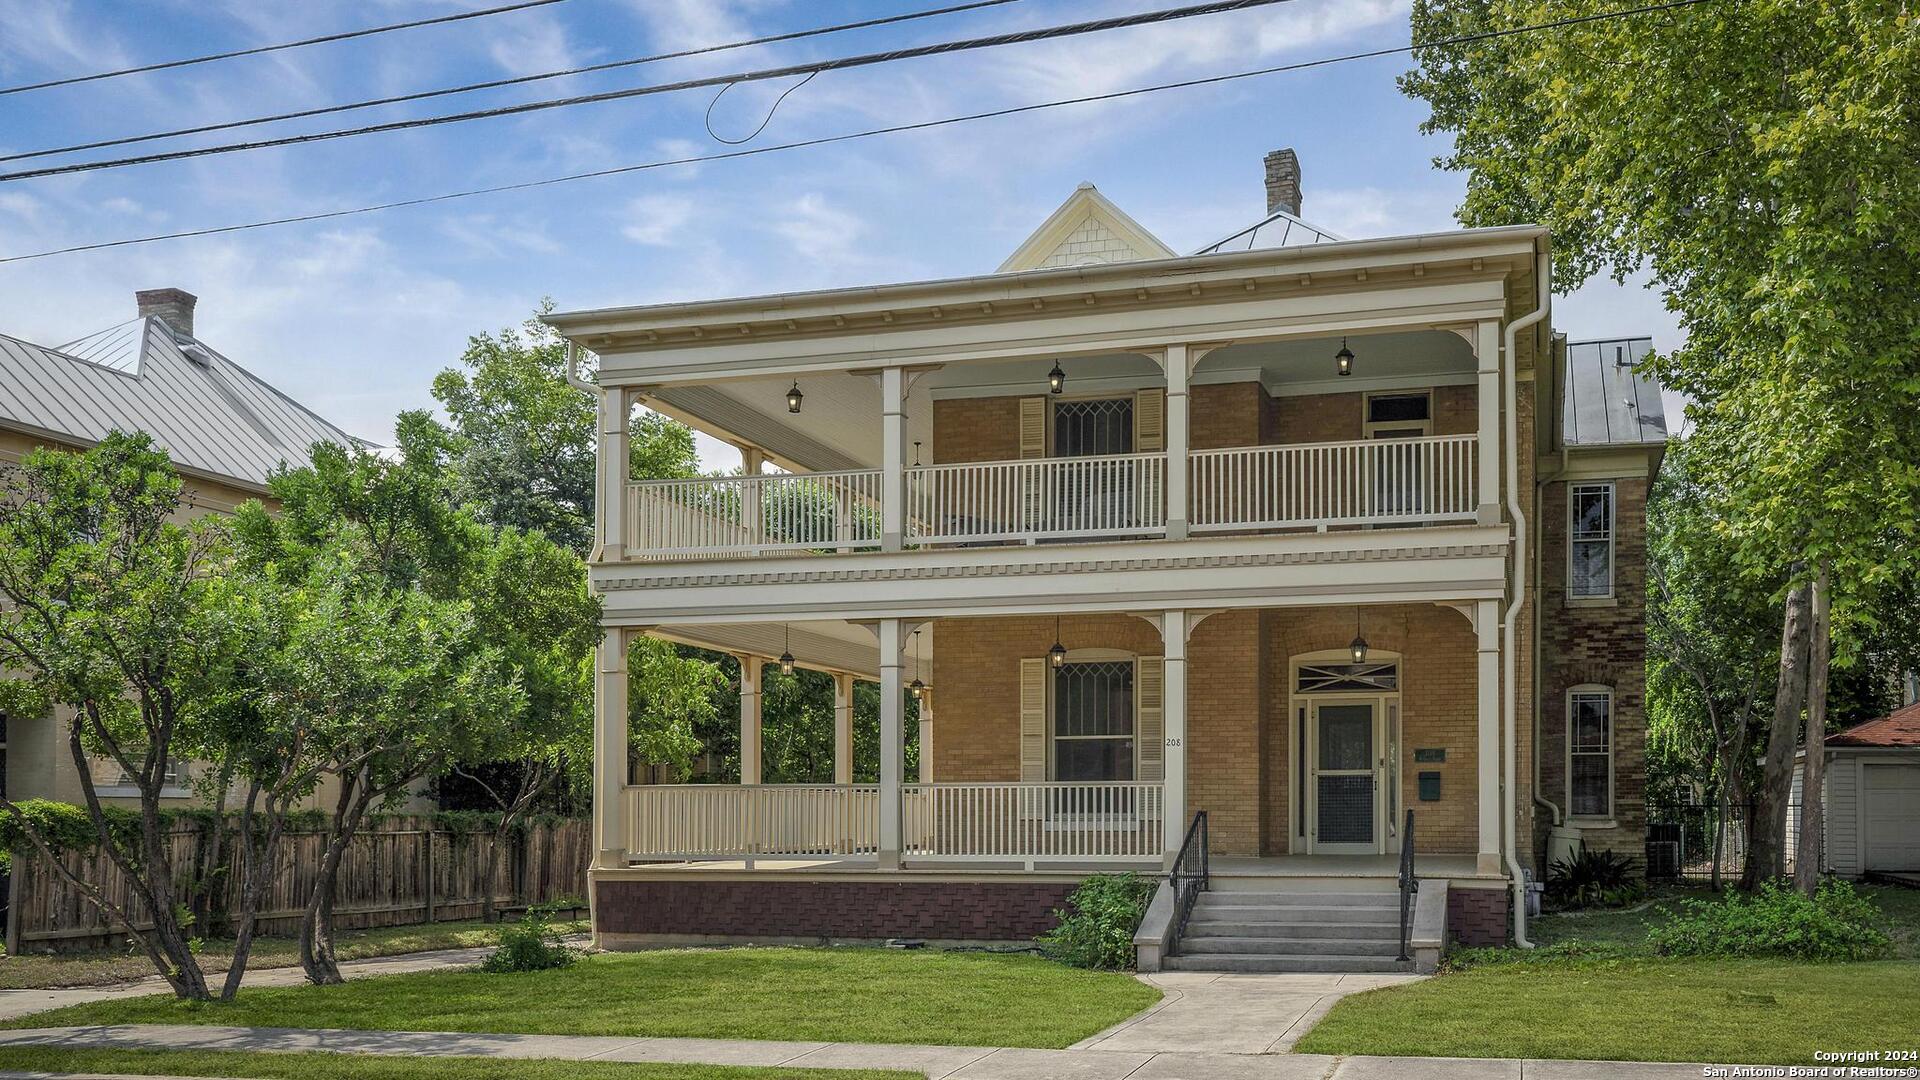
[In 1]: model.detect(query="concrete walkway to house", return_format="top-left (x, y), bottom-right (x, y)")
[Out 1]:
top-left (0, 943), bottom-right (513, 1023)
top-left (1074, 971), bottom-right (1422, 1054)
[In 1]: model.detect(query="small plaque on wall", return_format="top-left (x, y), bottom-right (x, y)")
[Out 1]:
top-left (1418, 772), bottom-right (1443, 801)
top-left (1414, 748), bottom-right (1447, 763)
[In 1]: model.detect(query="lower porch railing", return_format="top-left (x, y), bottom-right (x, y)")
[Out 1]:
top-left (621, 782), bottom-right (1164, 864)
top-left (903, 782), bottom-right (1164, 862)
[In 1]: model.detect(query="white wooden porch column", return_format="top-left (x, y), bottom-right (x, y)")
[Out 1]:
top-left (1475, 320), bottom-right (1502, 526)
top-left (1475, 598), bottom-right (1502, 874)
top-left (596, 389), bottom-right (629, 562)
top-left (878, 619), bottom-right (905, 867)
top-left (592, 627), bottom-right (628, 868)
top-left (1164, 345), bottom-right (1191, 540)
top-left (740, 446), bottom-right (765, 550)
top-left (833, 673), bottom-right (855, 786)
top-left (1161, 609), bottom-right (1189, 865)
top-left (737, 655), bottom-right (762, 785)
top-left (880, 367), bottom-right (907, 551)
top-left (917, 693), bottom-right (934, 784)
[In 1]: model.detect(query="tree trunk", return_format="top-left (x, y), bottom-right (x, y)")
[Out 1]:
top-left (1794, 565), bottom-right (1831, 896)
top-left (1746, 582), bottom-right (1810, 890)
top-left (299, 774), bottom-right (372, 986)
top-left (482, 823), bottom-right (508, 925)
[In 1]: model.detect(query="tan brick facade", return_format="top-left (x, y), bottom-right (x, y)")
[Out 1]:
top-left (932, 604), bottom-right (1485, 858)
top-left (1536, 473), bottom-right (1652, 862)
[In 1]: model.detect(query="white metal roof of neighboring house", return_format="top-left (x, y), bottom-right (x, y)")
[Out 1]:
top-left (1562, 336), bottom-right (1669, 447)
top-left (0, 313), bottom-right (362, 492)
top-left (1190, 207), bottom-right (1345, 256)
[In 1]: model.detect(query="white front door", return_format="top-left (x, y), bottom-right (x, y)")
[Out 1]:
top-left (1308, 699), bottom-right (1383, 854)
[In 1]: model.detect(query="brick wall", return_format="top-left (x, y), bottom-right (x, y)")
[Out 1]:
top-left (932, 604), bottom-right (1484, 859)
top-left (931, 381), bottom-right (1266, 463)
top-left (1536, 473), bottom-right (1651, 865)
top-left (1447, 885), bottom-right (1510, 947)
top-left (1265, 385), bottom-right (1477, 444)
top-left (595, 878), bottom-right (1076, 941)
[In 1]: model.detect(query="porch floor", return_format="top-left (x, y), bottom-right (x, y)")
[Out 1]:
top-left (612, 853), bottom-right (1501, 881)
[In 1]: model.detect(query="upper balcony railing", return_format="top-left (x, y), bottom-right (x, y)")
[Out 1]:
top-left (621, 434), bottom-right (1477, 561)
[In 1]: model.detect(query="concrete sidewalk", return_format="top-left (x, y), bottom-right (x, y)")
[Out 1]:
top-left (0, 944), bottom-right (513, 1023)
top-left (0, 1024), bottom-right (1728, 1079)
top-left (1074, 972), bottom-right (1422, 1055)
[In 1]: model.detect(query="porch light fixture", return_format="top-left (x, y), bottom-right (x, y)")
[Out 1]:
top-left (786, 380), bottom-right (804, 414)
top-left (779, 624), bottom-right (796, 676)
top-left (1349, 608), bottom-right (1370, 664)
top-left (910, 630), bottom-right (929, 701)
top-left (1047, 360), bottom-right (1067, 394)
top-left (1049, 616), bottom-right (1068, 669)
top-left (1335, 337), bottom-right (1355, 378)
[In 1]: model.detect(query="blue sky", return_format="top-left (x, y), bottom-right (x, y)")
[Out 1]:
top-left (0, 0), bottom-right (1683, 465)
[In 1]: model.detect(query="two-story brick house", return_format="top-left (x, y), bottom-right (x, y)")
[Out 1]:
top-left (550, 150), bottom-right (1667, 969)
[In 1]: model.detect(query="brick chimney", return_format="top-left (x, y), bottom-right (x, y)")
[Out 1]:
top-left (1264, 148), bottom-right (1302, 217)
top-left (135, 288), bottom-right (197, 338)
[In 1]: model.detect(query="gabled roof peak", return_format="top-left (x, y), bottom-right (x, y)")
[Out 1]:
top-left (997, 184), bottom-right (1176, 273)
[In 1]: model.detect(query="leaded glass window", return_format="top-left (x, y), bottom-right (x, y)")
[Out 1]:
top-left (1053, 661), bottom-right (1134, 781)
top-left (1569, 689), bottom-right (1613, 817)
top-left (1570, 484), bottom-right (1615, 598)
top-left (1296, 662), bottom-right (1399, 694)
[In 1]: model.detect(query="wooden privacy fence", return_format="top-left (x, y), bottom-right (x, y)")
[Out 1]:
top-left (4, 816), bottom-right (590, 953)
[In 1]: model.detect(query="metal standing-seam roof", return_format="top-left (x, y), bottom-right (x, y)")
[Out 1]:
top-left (1562, 336), bottom-right (1670, 447)
top-left (0, 317), bottom-right (362, 492)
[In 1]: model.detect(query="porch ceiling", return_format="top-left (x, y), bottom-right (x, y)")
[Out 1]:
top-left (647, 619), bottom-right (934, 681)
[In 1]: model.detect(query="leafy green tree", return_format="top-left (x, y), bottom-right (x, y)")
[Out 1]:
top-left (235, 443), bottom-right (523, 984)
top-left (0, 433), bottom-right (251, 1000)
top-left (1403, 0), bottom-right (1920, 887)
top-left (410, 305), bottom-right (698, 555)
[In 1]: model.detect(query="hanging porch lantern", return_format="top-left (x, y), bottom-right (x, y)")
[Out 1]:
top-left (786, 380), bottom-right (805, 414)
top-left (779, 623), bottom-right (796, 675)
top-left (1335, 337), bottom-right (1355, 378)
top-left (1349, 607), bottom-right (1369, 664)
top-left (1047, 360), bottom-right (1067, 394)
top-left (1049, 615), bottom-right (1068, 669)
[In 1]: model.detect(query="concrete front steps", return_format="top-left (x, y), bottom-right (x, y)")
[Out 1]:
top-left (1163, 888), bottom-right (1413, 973)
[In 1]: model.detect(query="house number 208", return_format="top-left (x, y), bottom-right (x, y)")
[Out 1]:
top-left (1165, 738), bottom-right (1182, 748)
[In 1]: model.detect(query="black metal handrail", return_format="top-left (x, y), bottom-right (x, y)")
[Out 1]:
top-left (1397, 809), bottom-right (1416, 961)
top-left (1169, 809), bottom-right (1209, 940)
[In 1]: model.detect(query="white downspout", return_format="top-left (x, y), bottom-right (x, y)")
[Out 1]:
top-left (1503, 242), bottom-right (1551, 948)
top-left (564, 342), bottom-right (596, 395)
top-left (1532, 341), bottom-right (1566, 831)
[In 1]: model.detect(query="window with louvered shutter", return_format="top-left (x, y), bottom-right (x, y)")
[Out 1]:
top-left (1135, 656), bottom-right (1164, 782)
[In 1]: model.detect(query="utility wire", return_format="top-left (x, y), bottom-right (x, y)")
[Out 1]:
top-left (0, 0), bottom-right (1292, 184)
top-left (0, 0), bottom-right (573, 98)
top-left (0, 0), bottom-right (1025, 166)
top-left (0, 0), bottom-right (1717, 265)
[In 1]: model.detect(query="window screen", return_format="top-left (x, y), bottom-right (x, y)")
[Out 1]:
top-left (1367, 393), bottom-right (1432, 424)
top-left (1570, 484), bottom-right (1615, 598)
top-left (1053, 661), bottom-right (1135, 781)
top-left (1569, 690), bottom-right (1612, 817)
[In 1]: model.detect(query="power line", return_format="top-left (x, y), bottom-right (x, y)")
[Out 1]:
top-left (0, 0), bottom-right (1294, 184)
top-left (0, 0), bottom-right (574, 98)
top-left (0, 0), bottom-right (1717, 265)
top-left (0, 0), bottom-right (1025, 167)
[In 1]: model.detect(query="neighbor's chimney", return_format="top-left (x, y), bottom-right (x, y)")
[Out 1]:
top-left (1264, 148), bottom-right (1301, 217)
top-left (135, 288), bottom-right (197, 339)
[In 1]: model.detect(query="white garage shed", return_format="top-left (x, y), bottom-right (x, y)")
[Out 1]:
top-left (1798, 703), bottom-right (1920, 877)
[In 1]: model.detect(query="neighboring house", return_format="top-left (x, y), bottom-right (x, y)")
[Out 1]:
top-left (551, 148), bottom-right (1669, 967)
top-left (1794, 704), bottom-right (1920, 877)
top-left (0, 288), bottom-right (362, 809)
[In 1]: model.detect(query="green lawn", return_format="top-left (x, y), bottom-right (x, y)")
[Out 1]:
top-left (1297, 884), bottom-right (1920, 1064)
top-left (4, 946), bottom-right (1160, 1049)
top-left (0, 1047), bottom-right (912, 1080)
top-left (0, 917), bottom-right (587, 990)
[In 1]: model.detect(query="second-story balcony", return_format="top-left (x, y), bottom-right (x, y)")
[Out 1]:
top-left (624, 433), bottom-right (1479, 560)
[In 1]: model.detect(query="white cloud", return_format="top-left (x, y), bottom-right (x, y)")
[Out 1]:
top-left (771, 193), bottom-right (864, 262)
top-left (620, 194), bottom-right (696, 245)
top-left (486, 14), bottom-right (577, 78)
